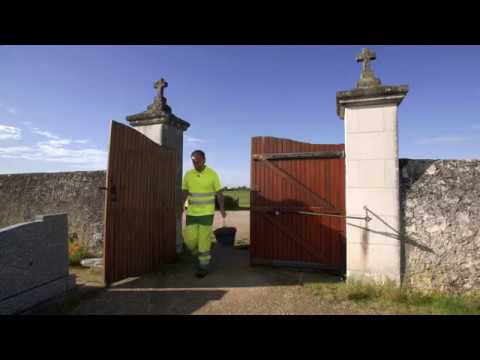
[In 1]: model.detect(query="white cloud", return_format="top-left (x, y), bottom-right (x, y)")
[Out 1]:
top-left (185, 134), bottom-right (205, 147)
top-left (32, 128), bottom-right (60, 139)
top-left (0, 103), bottom-right (18, 116)
top-left (42, 148), bottom-right (107, 164)
top-left (47, 139), bottom-right (72, 146)
top-left (0, 123), bottom-right (106, 170)
top-left (0, 121), bottom-right (107, 169)
top-left (36, 139), bottom-right (106, 165)
top-left (416, 136), bottom-right (473, 145)
top-left (0, 146), bottom-right (32, 155)
top-left (31, 128), bottom-right (89, 145)
top-left (0, 125), bottom-right (22, 140)
top-left (0, 140), bottom-right (107, 169)
top-left (37, 143), bottom-right (70, 157)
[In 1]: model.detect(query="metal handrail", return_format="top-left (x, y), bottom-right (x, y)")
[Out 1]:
top-left (272, 209), bottom-right (371, 222)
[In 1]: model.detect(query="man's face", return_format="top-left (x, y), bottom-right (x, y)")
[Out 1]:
top-left (191, 153), bottom-right (205, 171)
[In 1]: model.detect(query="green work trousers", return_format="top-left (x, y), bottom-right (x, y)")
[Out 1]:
top-left (183, 215), bottom-right (214, 269)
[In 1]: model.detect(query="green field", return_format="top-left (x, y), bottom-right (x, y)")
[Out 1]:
top-left (223, 190), bottom-right (250, 209)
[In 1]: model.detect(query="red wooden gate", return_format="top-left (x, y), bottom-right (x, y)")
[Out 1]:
top-left (103, 121), bottom-right (177, 286)
top-left (250, 136), bottom-right (346, 272)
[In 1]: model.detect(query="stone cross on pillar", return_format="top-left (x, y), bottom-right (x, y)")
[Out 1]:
top-left (126, 79), bottom-right (190, 255)
top-left (154, 78), bottom-right (168, 99)
top-left (336, 49), bottom-right (408, 285)
top-left (149, 78), bottom-right (172, 114)
top-left (356, 48), bottom-right (381, 88)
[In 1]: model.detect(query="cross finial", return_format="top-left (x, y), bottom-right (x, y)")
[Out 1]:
top-left (357, 48), bottom-right (376, 66)
top-left (355, 48), bottom-right (381, 88)
top-left (148, 78), bottom-right (172, 114)
top-left (154, 78), bottom-right (168, 98)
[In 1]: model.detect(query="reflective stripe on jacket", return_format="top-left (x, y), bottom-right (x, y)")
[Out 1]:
top-left (182, 165), bottom-right (222, 216)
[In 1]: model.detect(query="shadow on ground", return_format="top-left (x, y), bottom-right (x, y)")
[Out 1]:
top-left (121, 244), bottom-right (341, 289)
top-left (66, 244), bottom-right (342, 315)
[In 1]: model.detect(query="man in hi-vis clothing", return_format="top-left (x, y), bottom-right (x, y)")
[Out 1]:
top-left (181, 150), bottom-right (226, 278)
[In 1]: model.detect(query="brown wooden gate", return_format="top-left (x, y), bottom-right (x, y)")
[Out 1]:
top-left (250, 136), bottom-right (346, 272)
top-left (103, 121), bottom-right (177, 286)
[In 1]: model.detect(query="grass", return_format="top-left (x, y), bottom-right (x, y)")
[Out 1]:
top-left (34, 266), bottom-right (106, 315)
top-left (223, 190), bottom-right (250, 209)
top-left (234, 237), bottom-right (250, 249)
top-left (69, 265), bottom-right (104, 285)
top-left (304, 279), bottom-right (480, 315)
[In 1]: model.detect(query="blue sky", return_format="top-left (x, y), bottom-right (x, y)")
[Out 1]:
top-left (1, 45), bottom-right (479, 186)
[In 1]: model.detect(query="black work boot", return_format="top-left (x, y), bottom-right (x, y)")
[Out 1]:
top-left (195, 267), bottom-right (208, 278)
top-left (195, 261), bottom-right (210, 278)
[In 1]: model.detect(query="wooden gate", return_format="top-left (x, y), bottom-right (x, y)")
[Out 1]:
top-left (250, 136), bottom-right (346, 272)
top-left (103, 121), bottom-right (177, 286)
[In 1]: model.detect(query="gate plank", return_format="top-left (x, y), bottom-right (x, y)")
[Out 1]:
top-left (250, 136), bottom-right (346, 270)
top-left (103, 121), bottom-right (177, 286)
top-left (260, 199), bottom-right (329, 263)
top-left (259, 157), bottom-right (336, 210)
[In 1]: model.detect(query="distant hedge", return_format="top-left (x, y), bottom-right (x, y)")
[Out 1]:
top-left (215, 194), bottom-right (240, 210)
top-left (223, 186), bottom-right (250, 191)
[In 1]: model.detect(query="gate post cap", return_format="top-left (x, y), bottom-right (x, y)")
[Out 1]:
top-left (336, 48), bottom-right (409, 119)
top-left (336, 85), bottom-right (409, 119)
top-left (126, 78), bottom-right (190, 131)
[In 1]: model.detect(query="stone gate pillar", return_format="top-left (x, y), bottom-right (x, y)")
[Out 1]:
top-left (336, 49), bottom-right (408, 284)
top-left (126, 79), bottom-right (190, 254)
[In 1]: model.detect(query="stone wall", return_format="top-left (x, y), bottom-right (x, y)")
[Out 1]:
top-left (2, 163), bottom-right (479, 294)
top-left (0, 171), bottom-right (106, 254)
top-left (0, 214), bottom-right (76, 314)
top-left (400, 159), bottom-right (480, 294)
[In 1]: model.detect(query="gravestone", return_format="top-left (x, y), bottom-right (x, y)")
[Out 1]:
top-left (0, 214), bottom-right (76, 314)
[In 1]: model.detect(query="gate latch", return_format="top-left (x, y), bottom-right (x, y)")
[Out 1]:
top-left (99, 185), bottom-right (117, 202)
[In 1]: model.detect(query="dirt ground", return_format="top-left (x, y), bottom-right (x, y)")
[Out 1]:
top-left (58, 210), bottom-right (396, 315)
top-left (68, 246), bottom-right (346, 315)
top-left (68, 245), bottom-right (400, 315)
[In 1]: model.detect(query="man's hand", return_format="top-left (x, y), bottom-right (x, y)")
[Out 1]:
top-left (181, 190), bottom-right (189, 214)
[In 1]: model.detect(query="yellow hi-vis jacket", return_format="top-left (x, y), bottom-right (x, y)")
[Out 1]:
top-left (182, 165), bottom-right (222, 216)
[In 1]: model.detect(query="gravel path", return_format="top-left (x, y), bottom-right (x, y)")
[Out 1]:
top-left (69, 243), bottom-right (358, 315)
top-left (68, 211), bottom-right (395, 315)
